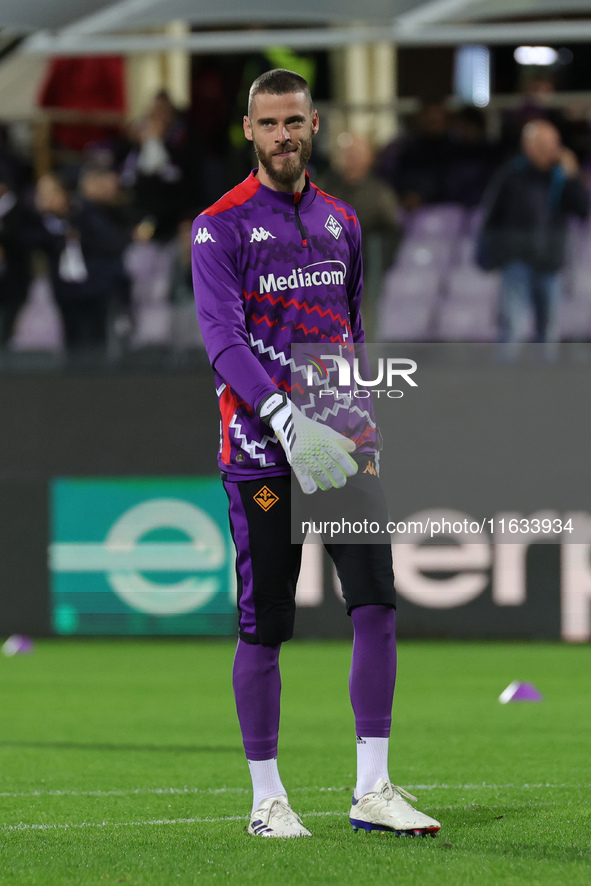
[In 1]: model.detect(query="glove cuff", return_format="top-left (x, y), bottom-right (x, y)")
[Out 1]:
top-left (257, 390), bottom-right (289, 426)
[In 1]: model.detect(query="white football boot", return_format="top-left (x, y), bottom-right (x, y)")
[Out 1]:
top-left (248, 795), bottom-right (312, 838)
top-left (349, 778), bottom-right (440, 836)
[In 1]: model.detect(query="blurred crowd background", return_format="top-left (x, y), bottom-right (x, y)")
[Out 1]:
top-left (2, 49), bottom-right (591, 364)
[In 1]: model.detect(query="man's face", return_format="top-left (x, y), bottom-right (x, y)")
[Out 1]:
top-left (35, 175), bottom-right (69, 216)
top-left (244, 91), bottom-right (319, 190)
top-left (81, 171), bottom-right (119, 204)
top-left (522, 121), bottom-right (561, 171)
top-left (336, 133), bottom-right (374, 184)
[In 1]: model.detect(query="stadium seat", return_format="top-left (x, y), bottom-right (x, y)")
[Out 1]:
top-left (10, 276), bottom-right (64, 352)
top-left (453, 234), bottom-right (479, 267)
top-left (445, 267), bottom-right (499, 302)
top-left (171, 302), bottom-right (205, 351)
top-left (566, 266), bottom-right (591, 308)
top-left (464, 206), bottom-right (485, 234)
top-left (435, 299), bottom-right (498, 341)
top-left (406, 204), bottom-right (465, 239)
top-left (125, 241), bottom-right (176, 304)
top-left (378, 298), bottom-right (435, 341)
top-left (124, 241), bottom-right (176, 349)
top-left (569, 221), bottom-right (591, 270)
top-left (435, 268), bottom-right (499, 341)
top-left (396, 235), bottom-right (454, 270)
top-left (558, 297), bottom-right (591, 341)
top-left (377, 267), bottom-right (441, 340)
top-left (131, 304), bottom-right (172, 348)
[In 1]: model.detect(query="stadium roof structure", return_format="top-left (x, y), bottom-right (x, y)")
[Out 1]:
top-left (2, 0), bottom-right (591, 53)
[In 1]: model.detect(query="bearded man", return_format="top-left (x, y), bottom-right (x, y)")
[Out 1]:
top-left (192, 68), bottom-right (440, 839)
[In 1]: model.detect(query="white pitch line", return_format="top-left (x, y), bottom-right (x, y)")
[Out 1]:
top-left (409, 781), bottom-right (591, 791)
top-left (0, 783), bottom-right (585, 800)
top-left (1, 811), bottom-right (343, 833)
top-left (0, 786), bottom-right (250, 799)
top-left (0, 801), bottom-right (563, 834)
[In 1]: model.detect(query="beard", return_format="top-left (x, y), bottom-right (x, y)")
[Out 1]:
top-left (253, 131), bottom-right (314, 188)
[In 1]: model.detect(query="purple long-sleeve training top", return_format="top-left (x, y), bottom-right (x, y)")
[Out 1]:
top-left (191, 170), bottom-right (377, 481)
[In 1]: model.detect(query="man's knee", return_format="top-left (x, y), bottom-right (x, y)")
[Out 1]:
top-left (242, 604), bottom-right (296, 646)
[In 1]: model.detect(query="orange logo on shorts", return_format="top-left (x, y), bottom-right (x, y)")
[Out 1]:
top-left (254, 486), bottom-right (279, 511)
top-left (363, 461), bottom-right (378, 476)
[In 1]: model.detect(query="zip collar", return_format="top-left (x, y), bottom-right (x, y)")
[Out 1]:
top-left (250, 170), bottom-right (316, 210)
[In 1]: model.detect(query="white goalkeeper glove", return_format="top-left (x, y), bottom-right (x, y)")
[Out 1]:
top-left (258, 391), bottom-right (358, 495)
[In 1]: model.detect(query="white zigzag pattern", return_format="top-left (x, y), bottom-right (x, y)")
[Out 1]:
top-left (248, 335), bottom-right (374, 430)
top-left (350, 402), bottom-right (375, 426)
top-left (299, 350), bottom-right (375, 428)
top-left (306, 395), bottom-right (375, 429)
top-left (249, 335), bottom-right (298, 372)
top-left (229, 414), bottom-right (277, 467)
top-left (249, 335), bottom-right (331, 394)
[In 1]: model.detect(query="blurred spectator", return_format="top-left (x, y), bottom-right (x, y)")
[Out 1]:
top-left (120, 91), bottom-right (190, 242)
top-left (377, 101), bottom-right (453, 211)
top-left (316, 132), bottom-right (401, 339)
top-left (190, 57), bottom-right (239, 202)
top-left (317, 133), bottom-right (400, 247)
top-left (119, 92), bottom-right (192, 319)
top-left (501, 73), bottom-right (575, 156)
top-left (0, 163), bottom-right (29, 345)
top-left (0, 124), bottom-right (30, 195)
top-left (447, 107), bottom-right (501, 207)
top-left (79, 165), bottom-right (134, 229)
top-left (28, 171), bottom-right (131, 350)
top-left (478, 119), bottom-right (589, 351)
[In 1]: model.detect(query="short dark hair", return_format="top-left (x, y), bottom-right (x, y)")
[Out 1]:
top-left (248, 68), bottom-right (313, 118)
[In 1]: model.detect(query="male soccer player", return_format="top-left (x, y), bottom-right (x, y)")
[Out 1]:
top-left (192, 69), bottom-right (440, 838)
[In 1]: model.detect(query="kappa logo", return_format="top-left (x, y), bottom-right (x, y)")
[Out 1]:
top-left (194, 227), bottom-right (216, 245)
top-left (325, 214), bottom-right (342, 240)
top-left (250, 226), bottom-right (276, 243)
top-left (363, 460), bottom-right (378, 477)
top-left (253, 486), bottom-right (279, 511)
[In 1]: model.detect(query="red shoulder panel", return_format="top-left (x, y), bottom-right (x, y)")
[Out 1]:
top-left (201, 173), bottom-right (260, 217)
top-left (310, 183), bottom-right (358, 227)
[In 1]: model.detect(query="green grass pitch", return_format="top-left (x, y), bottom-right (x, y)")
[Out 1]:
top-left (0, 639), bottom-right (590, 885)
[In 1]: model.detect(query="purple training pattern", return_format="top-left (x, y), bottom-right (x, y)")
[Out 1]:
top-left (192, 171), bottom-right (377, 481)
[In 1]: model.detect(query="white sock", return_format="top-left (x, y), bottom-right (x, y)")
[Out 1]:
top-left (355, 736), bottom-right (390, 798)
top-left (247, 758), bottom-right (286, 812)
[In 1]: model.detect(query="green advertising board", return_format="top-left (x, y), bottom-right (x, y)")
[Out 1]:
top-left (49, 478), bottom-right (236, 636)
